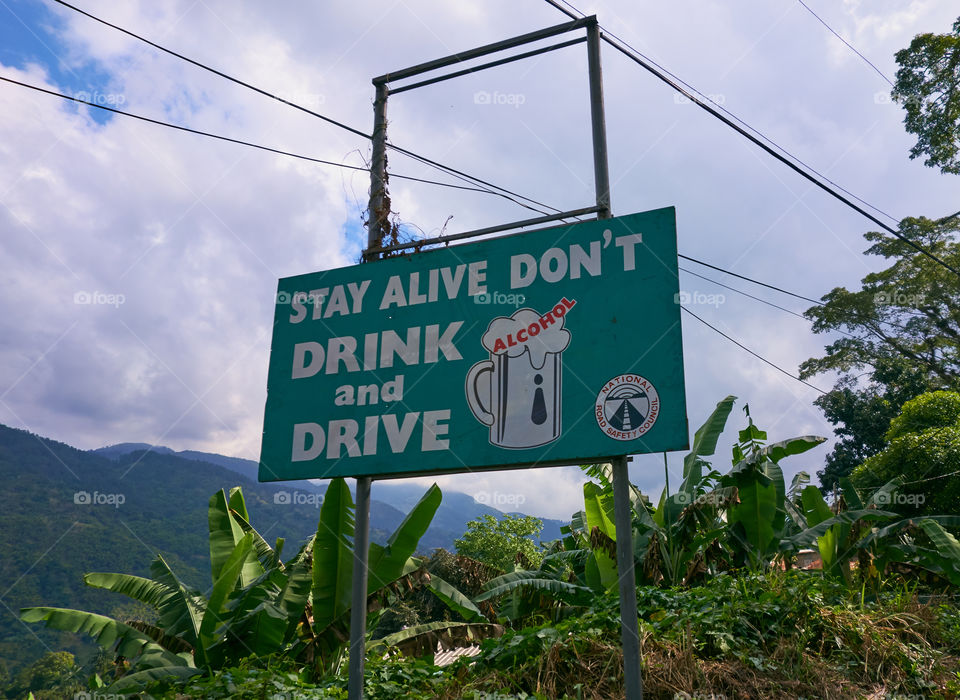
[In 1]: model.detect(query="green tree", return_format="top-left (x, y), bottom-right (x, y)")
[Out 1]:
top-left (801, 216), bottom-right (960, 488)
top-left (851, 390), bottom-right (960, 516)
top-left (814, 357), bottom-right (933, 492)
top-left (893, 16), bottom-right (960, 174)
top-left (5, 651), bottom-right (82, 700)
top-left (455, 514), bottom-right (544, 572)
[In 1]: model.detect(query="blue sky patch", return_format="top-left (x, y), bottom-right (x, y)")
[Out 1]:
top-left (1, 0), bottom-right (118, 125)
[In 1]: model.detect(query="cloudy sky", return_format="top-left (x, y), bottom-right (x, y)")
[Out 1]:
top-left (1, 0), bottom-right (957, 519)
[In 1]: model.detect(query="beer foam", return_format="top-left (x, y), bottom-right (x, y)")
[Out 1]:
top-left (481, 307), bottom-right (571, 369)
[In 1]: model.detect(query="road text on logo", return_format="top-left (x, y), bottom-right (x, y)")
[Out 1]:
top-left (595, 374), bottom-right (660, 441)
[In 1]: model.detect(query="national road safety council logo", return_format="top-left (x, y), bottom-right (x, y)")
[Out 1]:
top-left (595, 374), bottom-right (660, 440)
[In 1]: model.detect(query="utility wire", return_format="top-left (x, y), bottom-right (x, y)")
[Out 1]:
top-left (37, 5), bottom-right (955, 303)
top-left (50, 0), bottom-right (560, 217)
top-left (680, 254), bottom-right (919, 336)
top-left (4, 80), bottom-right (920, 343)
top-left (541, 0), bottom-right (960, 279)
top-left (680, 265), bottom-right (811, 321)
top-left (22, 1), bottom-right (944, 401)
top-left (795, 0), bottom-right (895, 87)
top-left (681, 306), bottom-right (827, 394)
top-left (542, 0), bottom-right (900, 226)
top-left (0, 75), bottom-right (502, 196)
top-left (8, 72), bottom-right (915, 344)
top-left (6, 76), bottom-right (894, 338)
top-left (679, 254), bottom-right (821, 305)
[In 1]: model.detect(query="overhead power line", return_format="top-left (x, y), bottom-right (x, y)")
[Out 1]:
top-left (680, 265), bottom-right (811, 321)
top-left (542, 0), bottom-right (899, 226)
top-left (0, 75), bottom-right (505, 196)
top-left (795, 0), bottom-right (895, 87)
top-left (681, 306), bottom-right (827, 394)
top-left (540, 0), bottom-right (960, 280)
top-left (49, 0), bottom-right (562, 218)
top-left (679, 254), bottom-right (821, 305)
top-left (679, 254), bottom-right (919, 336)
top-left (2, 72), bottom-right (903, 339)
top-left (58, 0), bottom-right (949, 275)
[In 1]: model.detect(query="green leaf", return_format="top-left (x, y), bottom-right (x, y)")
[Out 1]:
top-left (21, 607), bottom-right (188, 668)
top-left (311, 478), bottom-right (355, 631)
top-left (787, 509), bottom-right (898, 549)
top-left (583, 481), bottom-right (617, 589)
top-left (761, 459), bottom-right (787, 535)
top-left (198, 533), bottom-right (253, 661)
top-left (760, 436), bottom-right (826, 463)
top-left (857, 515), bottom-right (960, 551)
top-left (428, 576), bottom-right (484, 622)
top-left (370, 621), bottom-right (503, 657)
top-left (801, 486), bottom-right (833, 528)
top-left (681, 395), bottom-right (736, 490)
top-left (476, 571), bottom-right (594, 605)
top-left (868, 477), bottom-right (905, 508)
top-left (727, 469), bottom-right (777, 563)
top-left (208, 489), bottom-right (263, 587)
top-left (227, 487), bottom-right (249, 522)
top-left (839, 477), bottom-right (863, 510)
top-left (788, 472), bottom-right (810, 499)
top-left (368, 483), bottom-right (441, 592)
top-left (919, 519), bottom-right (960, 567)
top-left (107, 665), bottom-right (201, 692)
top-left (229, 507), bottom-right (283, 572)
top-left (83, 572), bottom-right (172, 610)
top-left (276, 543), bottom-right (313, 637)
top-left (583, 482), bottom-right (616, 539)
top-left (148, 555), bottom-right (204, 649)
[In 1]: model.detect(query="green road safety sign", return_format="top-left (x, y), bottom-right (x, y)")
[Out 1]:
top-left (258, 207), bottom-right (688, 482)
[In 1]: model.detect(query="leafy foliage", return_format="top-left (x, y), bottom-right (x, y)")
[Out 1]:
top-left (20, 481), bottom-right (455, 691)
top-left (800, 215), bottom-right (960, 490)
top-left (852, 390), bottom-right (960, 516)
top-left (813, 357), bottom-right (935, 491)
top-left (454, 514), bottom-right (544, 572)
top-left (893, 16), bottom-right (960, 174)
top-left (802, 217), bottom-right (960, 388)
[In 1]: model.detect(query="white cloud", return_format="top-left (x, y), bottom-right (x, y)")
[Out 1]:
top-left (0, 0), bottom-right (955, 519)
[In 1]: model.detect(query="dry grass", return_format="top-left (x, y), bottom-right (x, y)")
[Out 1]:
top-left (428, 604), bottom-right (960, 700)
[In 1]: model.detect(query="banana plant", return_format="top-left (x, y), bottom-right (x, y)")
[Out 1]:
top-left (720, 406), bottom-right (826, 570)
top-left (20, 492), bottom-right (264, 689)
top-left (294, 477), bottom-right (443, 671)
top-left (22, 481), bottom-right (449, 688)
top-left (645, 395), bottom-right (739, 585)
top-left (473, 396), bottom-right (745, 615)
top-left (789, 476), bottom-right (960, 587)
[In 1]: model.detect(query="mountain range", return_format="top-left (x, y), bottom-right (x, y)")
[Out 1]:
top-left (0, 424), bottom-right (565, 673)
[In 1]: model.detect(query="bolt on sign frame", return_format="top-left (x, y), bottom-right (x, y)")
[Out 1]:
top-left (361, 16), bottom-right (648, 699)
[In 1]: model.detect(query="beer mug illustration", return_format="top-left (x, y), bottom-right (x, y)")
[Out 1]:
top-left (465, 301), bottom-right (575, 449)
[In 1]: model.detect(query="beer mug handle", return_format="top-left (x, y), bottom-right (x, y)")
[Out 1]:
top-left (466, 360), bottom-right (495, 426)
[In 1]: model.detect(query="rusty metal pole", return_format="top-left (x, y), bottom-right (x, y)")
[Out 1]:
top-left (349, 79), bottom-right (390, 700)
top-left (365, 81), bottom-right (390, 258)
top-left (588, 19), bottom-right (643, 700)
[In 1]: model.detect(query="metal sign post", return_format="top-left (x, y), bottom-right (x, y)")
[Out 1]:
top-left (265, 16), bottom-right (668, 699)
top-left (348, 79), bottom-right (389, 700)
top-left (586, 21), bottom-right (643, 699)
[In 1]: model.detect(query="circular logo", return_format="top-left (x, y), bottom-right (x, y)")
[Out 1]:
top-left (595, 374), bottom-right (660, 440)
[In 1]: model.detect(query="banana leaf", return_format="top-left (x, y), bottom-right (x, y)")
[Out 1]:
top-left (21, 607), bottom-right (189, 668)
top-left (311, 478), bottom-right (355, 632)
top-left (428, 575), bottom-right (484, 622)
top-left (681, 395), bottom-right (736, 492)
top-left (368, 483), bottom-right (441, 592)
top-left (197, 533), bottom-right (253, 663)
